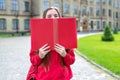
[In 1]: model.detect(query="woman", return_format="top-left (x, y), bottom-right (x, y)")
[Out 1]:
top-left (26, 7), bottom-right (75, 80)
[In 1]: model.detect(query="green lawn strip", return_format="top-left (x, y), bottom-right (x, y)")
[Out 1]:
top-left (77, 33), bottom-right (120, 76)
top-left (0, 33), bottom-right (30, 38)
top-left (0, 33), bottom-right (13, 37)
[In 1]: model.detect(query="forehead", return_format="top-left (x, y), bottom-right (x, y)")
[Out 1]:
top-left (46, 9), bottom-right (58, 15)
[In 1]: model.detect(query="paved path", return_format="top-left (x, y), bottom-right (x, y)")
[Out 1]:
top-left (0, 36), bottom-right (30, 80)
top-left (0, 33), bottom-right (119, 80)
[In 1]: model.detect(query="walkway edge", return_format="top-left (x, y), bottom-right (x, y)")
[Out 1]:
top-left (74, 49), bottom-right (120, 80)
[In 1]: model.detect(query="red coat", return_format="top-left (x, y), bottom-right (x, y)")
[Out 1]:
top-left (26, 49), bottom-right (75, 80)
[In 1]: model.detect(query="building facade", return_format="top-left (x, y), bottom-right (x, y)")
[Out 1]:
top-left (80, 0), bottom-right (120, 31)
top-left (0, 0), bottom-right (120, 33)
top-left (0, 0), bottom-right (31, 33)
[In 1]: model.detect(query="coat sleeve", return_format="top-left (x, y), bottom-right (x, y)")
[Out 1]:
top-left (63, 49), bottom-right (75, 66)
top-left (30, 49), bottom-right (42, 66)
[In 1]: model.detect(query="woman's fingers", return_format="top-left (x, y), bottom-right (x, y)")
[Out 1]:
top-left (41, 44), bottom-right (49, 49)
top-left (55, 43), bottom-right (63, 48)
top-left (39, 44), bottom-right (51, 59)
top-left (54, 44), bottom-right (66, 57)
top-left (44, 49), bottom-right (51, 54)
top-left (43, 45), bottom-right (50, 51)
top-left (40, 44), bottom-right (50, 51)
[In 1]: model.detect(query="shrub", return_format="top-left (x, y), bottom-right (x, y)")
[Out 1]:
top-left (102, 24), bottom-right (114, 41)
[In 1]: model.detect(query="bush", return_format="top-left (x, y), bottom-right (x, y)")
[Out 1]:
top-left (102, 24), bottom-right (114, 41)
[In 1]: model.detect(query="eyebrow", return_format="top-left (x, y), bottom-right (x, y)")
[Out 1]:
top-left (47, 14), bottom-right (58, 16)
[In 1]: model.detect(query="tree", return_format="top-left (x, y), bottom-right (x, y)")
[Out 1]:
top-left (101, 24), bottom-right (114, 41)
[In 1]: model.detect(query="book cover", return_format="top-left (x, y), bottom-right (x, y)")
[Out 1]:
top-left (30, 18), bottom-right (77, 51)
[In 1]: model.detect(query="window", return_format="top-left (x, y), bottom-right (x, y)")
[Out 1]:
top-left (23, 1), bottom-right (29, 11)
top-left (119, 2), bottom-right (120, 8)
top-left (108, 9), bottom-right (111, 17)
top-left (0, 19), bottom-right (6, 30)
top-left (116, 12), bottom-right (118, 18)
top-left (90, 21), bottom-right (94, 29)
top-left (12, 19), bottom-right (19, 30)
top-left (82, 6), bottom-right (86, 16)
top-left (24, 19), bottom-right (29, 30)
top-left (0, 0), bottom-right (5, 10)
top-left (96, 0), bottom-right (100, 3)
top-left (116, 22), bottom-right (118, 28)
top-left (73, 4), bottom-right (78, 14)
top-left (96, 21), bottom-right (100, 29)
top-left (63, 3), bottom-right (69, 14)
top-left (103, 21), bottom-right (106, 29)
top-left (109, 22), bottom-right (111, 27)
top-left (102, 0), bottom-right (106, 4)
top-left (54, 2), bottom-right (59, 9)
top-left (119, 12), bottom-right (120, 19)
top-left (108, 0), bottom-right (112, 5)
top-left (96, 7), bottom-right (100, 16)
top-left (89, 0), bottom-right (93, 2)
top-left (11, 0), bottom-right (18, 11)
top-left (43, 1), bottom-right (49, 10)
top-left (113, 12), bottom-right (115, 18)
top-left (89, 7), bottom-right (93, 16)
top-left (114, 0), bottom-right (119, 8)
top-left (102, 8), bottom-right (105, 16)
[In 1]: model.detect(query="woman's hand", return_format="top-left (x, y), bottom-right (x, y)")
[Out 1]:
top-left (54, 44), bottom-right (67, 57)
top-left (39, 44), bottom-right (51, 59)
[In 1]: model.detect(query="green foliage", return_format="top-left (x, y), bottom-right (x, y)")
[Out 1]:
top-left (113, 26), bottom-right (118, 34)
top-left (102, 24), bottom-right (114, 41)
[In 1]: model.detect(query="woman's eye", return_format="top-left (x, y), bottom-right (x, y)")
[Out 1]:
top-left (47, 15), bottom-right (51, 18)
top-left (54, 14), bottom-right (59, 17)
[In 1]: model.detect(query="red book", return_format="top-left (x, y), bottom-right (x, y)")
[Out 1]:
top-left (30, 18), bottom-right (77, 51)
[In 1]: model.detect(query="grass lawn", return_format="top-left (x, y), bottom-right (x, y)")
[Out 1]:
top-left (0, 33), bottom-right (30, 38)
top-left (0, 33), bottom-right (13, 37)
top-left (77, 32), bottom-right (120, 76)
